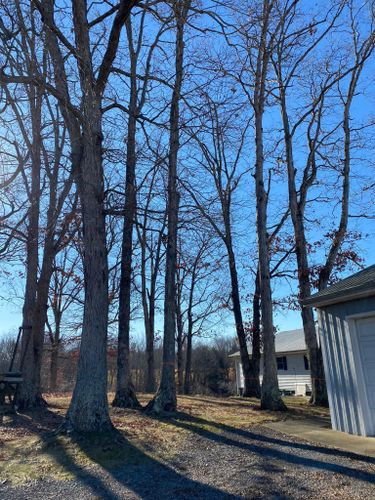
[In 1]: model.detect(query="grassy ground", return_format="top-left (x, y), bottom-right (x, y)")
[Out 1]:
top-left (0, 394), bottom-right (330, 486)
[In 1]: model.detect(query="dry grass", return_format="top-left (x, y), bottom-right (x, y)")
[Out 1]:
top-left (0, 393), bottom-right (330, 485)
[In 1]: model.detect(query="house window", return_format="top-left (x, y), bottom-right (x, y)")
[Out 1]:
top-left (276, 356), bottom-right (288, 370)
top-left (304, 355), bottom-right (309, 370)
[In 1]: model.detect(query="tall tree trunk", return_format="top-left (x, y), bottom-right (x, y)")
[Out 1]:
top-left (226, 243), bottom-right (255, 397)
top-left (248, 268), bottom-right (261, 398)
top-left (140, 232), bottom-right (154, 393)
top-left (145, 317), bottom-right (155, 393)
top-left (316, 101), bottom-right (350, 291)
top-left (143, 268), bottom-right (156, 393)
top-left (30, 250), bottom-right (55, 405)
top-left (272, 9), bottom-right (374, 407)
top-left (146, 191), bottom-right (179, 412)
top-left (176, 331), bottom-right (184, 394)
top-left (16, 87), bottom-right (42, 410)
top-left (112, 17), bottom-right (140, 409)
top-left (139, 223), bottom-right (162, 394)
top-left (254, 0), bottom-right (286, 411)
top-left (66, 123), bottom-right (111, 431)
top-left (50, 344), bottom-right (58, 392)
top-left (49, 315), bottom-right (61, 392)
top-left (278, 88), bottom-right (327, 406)
top-left (66, 1), bottom-right (111, 431)
top-left (176, 260), bottom-right (184, 394)
top-left (34, 0), bottom-right (136, 431)
top-left (146, 1), bottom-right (191, 414)
top-left (183, 313), bottom-right (193, 395)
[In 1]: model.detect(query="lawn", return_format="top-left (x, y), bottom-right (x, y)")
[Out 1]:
top-left (0, 394), bottom-right (330, 486)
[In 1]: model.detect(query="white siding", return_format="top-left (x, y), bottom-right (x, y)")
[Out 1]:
top-left (318, 296), bottom-right (375, 437)
top-left (235, 353), bottom-right (311, 395)
top-left (356, 317), bottom-right (375, 413)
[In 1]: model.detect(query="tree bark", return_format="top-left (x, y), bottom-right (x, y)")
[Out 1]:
top-left (176, 302), bottom-right (184, 395)
top-left (30, 250), bottom-right (54, 405)
top-left (66, 119), bottom-right (112, 431)
top-left (248, 268), bottom-right (261, 398)
top-left (16, 86), bottom-right (42, 410)
top-left (3, 0), bottom-right (135, 430)
top-left (226, 243), bottom-right (255, 397)
top-left (66, 0), bottom-right (112, 431)
top-left (139, 216), bottom-right (164, 394)
top-left (49, 314), bottom-right (61, 392)
top-left (278, 86), bottom-right (327, 406)
top-left (254, 0), bottom-right (286, 411)
top-left (271, 4), bottom-right (375, 407)
top-left (145, 318), bottom-right (155, 393)
top-left (176, 337), bottom-right (184, 394)
top-left (183, 307), bottom-right (193, 395)
top-left (112, 17), bottom-right (140, 409)
top-left (146, 1), bottom-right (191, 413)
top-left (317, 73), bottom-right (353, 291)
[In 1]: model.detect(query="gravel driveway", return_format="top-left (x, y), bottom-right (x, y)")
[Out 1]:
top-left (1, 419), bottom-right (375, 500)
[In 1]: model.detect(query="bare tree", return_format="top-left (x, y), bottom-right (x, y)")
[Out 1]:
top-left (111, 6), bottom-right (169, 408)
top-left (0, 0), bottom-right (138, 430)
top-left (146, 0), bottom-right (192, 414)
top-left (252, 0), bottom-right (286, 410)
top-left (271, 0), bottom-right (375, 405)
top-left (47, 249), bottom-right (83, 392)
top-left (175, 233), bottom-right (222, 395)
top-left (111, 13), bottom-right (144, 410)
top-left (0, 6), bottom-right (79, 408)
top-left (135, 163), bottom-right (167, 393)
top-left (183, 92), bottom-right (260, 397)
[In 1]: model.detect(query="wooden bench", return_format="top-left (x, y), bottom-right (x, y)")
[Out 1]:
top-left (0, 372), bottom-right (23, 408)
top-left (0, 326), bottom-right (31, 415)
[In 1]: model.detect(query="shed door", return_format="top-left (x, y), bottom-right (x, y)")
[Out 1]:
top-left (356, 317), bottom-right (375, 414)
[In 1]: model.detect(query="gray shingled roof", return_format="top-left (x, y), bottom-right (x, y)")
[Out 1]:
top-left (229, 328), bottom-right (306, 358)
top-left (303, 264), bottom-right (375, 308)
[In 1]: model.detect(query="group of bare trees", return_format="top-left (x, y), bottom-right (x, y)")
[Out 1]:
top-left (0, 0), bottom-right (374, 432)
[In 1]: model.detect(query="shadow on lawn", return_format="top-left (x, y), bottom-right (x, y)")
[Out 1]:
top-left (151, 411), bottom-right (375, 482)
top-left (5, 403), bottom-right (375, 499)
top-left (181, 396), bottom-right (331, 420)
top-left (5, 409), bottom-right (239, 500)
top-left (181, 395), bottom-right (261, 410)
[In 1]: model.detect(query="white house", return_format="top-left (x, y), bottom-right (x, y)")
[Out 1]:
top-left (304, 265), bottom-right (375, 437)
top-left (229, 328), bottom-right (312, 396)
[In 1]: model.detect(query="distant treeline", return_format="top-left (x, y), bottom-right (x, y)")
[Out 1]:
top-left (1, 334), bottom-right (237, 397)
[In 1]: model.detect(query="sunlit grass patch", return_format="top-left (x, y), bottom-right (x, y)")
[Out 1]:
top-left (0, 427), bottom-right (170, 485)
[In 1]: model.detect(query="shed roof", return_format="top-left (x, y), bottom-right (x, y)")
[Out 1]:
top-left (303, 264), bottom-right (375, 308)
top-left (229, 328), bottom-right (306, 358)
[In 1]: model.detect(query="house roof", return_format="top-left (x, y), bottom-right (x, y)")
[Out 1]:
top-left (302, 265), bottom-right (375, 308)
top-left (228, 328), bottom-right (306, 358)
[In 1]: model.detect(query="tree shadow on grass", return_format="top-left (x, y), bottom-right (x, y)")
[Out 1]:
top-left (3, 409), bottom-right (240, 499)
top-left (4, 404), bottom-right (375, 499)
top-left (181, 396), bottom-right (331, 420)
top-left (180, 395), bottom-right (261, 410)
top-left (145, 411), bottom-right (375, 483)
top-left (173, 412), bottom-right (373, 461)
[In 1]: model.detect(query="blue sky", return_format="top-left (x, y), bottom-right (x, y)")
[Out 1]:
top-left (1, 0), bottom-right (374, 341)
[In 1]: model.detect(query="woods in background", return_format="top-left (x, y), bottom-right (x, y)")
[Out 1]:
top-left (0, 334), bottom-right (237, 397)
top-left (0, 0), bottom-right (374, 432)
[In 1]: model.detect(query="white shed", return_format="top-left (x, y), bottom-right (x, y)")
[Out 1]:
top-left (304, 265), bottom-right (375, 437)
